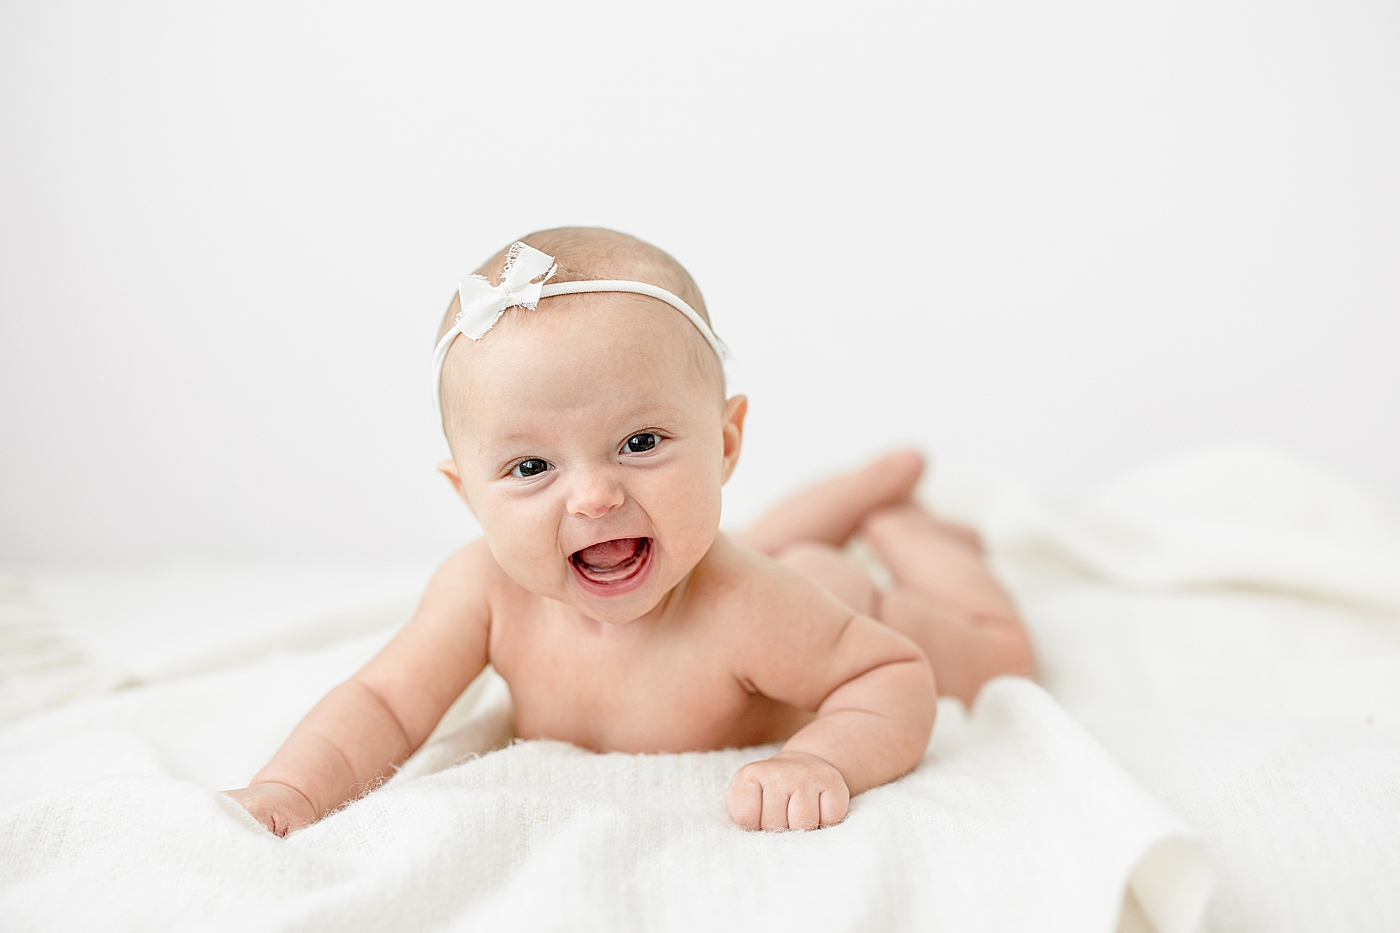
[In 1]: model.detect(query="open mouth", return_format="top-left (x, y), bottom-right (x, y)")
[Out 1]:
top-left (569, 537), bottom-right (653, 595)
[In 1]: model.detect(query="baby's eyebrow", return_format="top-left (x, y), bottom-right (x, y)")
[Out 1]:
top-left (473, 406), bottom-right (689, 457)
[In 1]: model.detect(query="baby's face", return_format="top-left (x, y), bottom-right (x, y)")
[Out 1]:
top-left (441, 294), bottom-right (743, 625)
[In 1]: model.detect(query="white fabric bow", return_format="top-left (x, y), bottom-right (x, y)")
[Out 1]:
top-left (454, 242), bottom-right (558, 340)
top-left (432, 240), bottom-right (727, 420)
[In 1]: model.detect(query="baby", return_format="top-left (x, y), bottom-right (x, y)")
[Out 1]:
top-left (227, 228), bottom-right (1033, 835)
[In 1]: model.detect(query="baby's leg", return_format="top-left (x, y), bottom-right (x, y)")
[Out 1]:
top-left (864, 505), bottom-right (1016, 621)
top-left (864, 504), bottom-right (1035, 704)
top-left (737, 449), bottom-right (925, 557)
top-left (751, 452), bottom-right (1034, 705)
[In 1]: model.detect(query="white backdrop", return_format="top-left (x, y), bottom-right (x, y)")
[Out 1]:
top-left (2, 0), bottom-right (1397, 565)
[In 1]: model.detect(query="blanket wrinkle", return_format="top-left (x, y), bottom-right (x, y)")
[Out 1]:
top-left (948, 441), bottom-right (1400, 611)
top-left (0, 575), bottom-right (112, 725)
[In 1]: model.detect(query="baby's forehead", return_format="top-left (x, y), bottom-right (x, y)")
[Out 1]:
top-left (442, 293), bottom-right (721, 442)
top-left (461, 291), bottom-right (711, 387)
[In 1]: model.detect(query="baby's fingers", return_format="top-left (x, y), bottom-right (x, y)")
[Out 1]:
top-left (760, 785), bottom-right (793, 831)
top-left (819, 786), bottom-right (850, 828)
top-left (787, 785), bottom-right (822, 831)
top-left (724, 773), bottom-right (764, 831)
top-left (223, 783), bottom-right (316, 838)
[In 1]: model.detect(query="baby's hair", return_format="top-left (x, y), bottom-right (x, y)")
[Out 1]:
top-left (437, 226), bottom-right (726, 405)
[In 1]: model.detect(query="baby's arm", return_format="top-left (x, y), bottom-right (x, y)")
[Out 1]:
top-left (726, 569), bottom-right (937, 832)
top-left (225, 544), bottom-right (493, 835)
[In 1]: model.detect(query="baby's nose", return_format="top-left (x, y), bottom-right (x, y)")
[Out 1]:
top-left (566, 468), bottom-right (625, 519)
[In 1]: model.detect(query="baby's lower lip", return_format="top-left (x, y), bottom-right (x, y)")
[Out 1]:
top-left (569, 537), bottom-right (653, 597)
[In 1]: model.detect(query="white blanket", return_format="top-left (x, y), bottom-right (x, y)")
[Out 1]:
top-left (0, 666), bottom-right (1202, 933)
top-left (3, 441), bottom-right (1396, 932)
top-left (937, 442), bottom-right (1400, 932)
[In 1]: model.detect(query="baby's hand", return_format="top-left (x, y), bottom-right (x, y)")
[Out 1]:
top-left (223, 782), bottom-right (318, 837)
top-left (725, 750), bottom-right (850, 831)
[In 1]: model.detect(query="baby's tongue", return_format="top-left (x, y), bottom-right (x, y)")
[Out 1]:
top-left (574, 537), bottom-right (643, 574)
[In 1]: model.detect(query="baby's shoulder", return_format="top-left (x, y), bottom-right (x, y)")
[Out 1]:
top-left (429, 538), bottom-right (523, 610)
top-left (436, 537), bottom-right (499, 581)
top-left (693, 535), bottom-right (851, 632)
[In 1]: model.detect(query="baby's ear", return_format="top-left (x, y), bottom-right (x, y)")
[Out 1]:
top-left (720, 395), bottom-right (747, 484)
top-left (438, 459), bottom-right (470, 504)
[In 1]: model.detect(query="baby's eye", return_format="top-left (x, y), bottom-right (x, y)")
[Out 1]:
top-left (511, 458), bottom-right (552, 478)
top-left (624, 433), bottom-right (660, 454)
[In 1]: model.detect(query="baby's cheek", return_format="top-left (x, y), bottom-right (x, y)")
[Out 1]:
top-left (661, 471), bottom-right (723, 557)
top-left (482, 512), bottom-right (563, 592)
top-left (688, 461), bottom-right (725, 523)
top-left (491, 539), bottom-right (564, 595)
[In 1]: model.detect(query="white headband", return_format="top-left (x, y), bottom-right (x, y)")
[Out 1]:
top-left (432, 241), bottom-right (727, 415)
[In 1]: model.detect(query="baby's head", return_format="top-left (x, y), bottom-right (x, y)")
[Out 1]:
top-left (435, 227), bottom-right (747, 625)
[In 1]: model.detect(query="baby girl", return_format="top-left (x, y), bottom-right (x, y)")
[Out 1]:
top-left (226, 228), bottom-right (1033, 835)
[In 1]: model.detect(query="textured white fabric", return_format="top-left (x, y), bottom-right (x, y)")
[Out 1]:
top-left (0, 593), bottom-right (1205, 932)
top-left (4, 441), bottom-right (1395, 932)
top-left (0, 665), bottom-right (1203, 933)
top-left (924, 441), bottom-right (1400, 932)
top-left (938, 441), bottom-right (1400, 612)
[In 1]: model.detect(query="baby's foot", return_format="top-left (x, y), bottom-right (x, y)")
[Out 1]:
top-left (738, 448), bottom-right (926, 556)
top-left (862, 502), bottom-right (985, 556)
top-left (852, 448), bottom-right (926, 513)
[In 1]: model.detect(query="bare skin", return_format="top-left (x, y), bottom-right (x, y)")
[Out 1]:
top-left (737, 450), bottom-right (1036, 706)
top-left (226, 229), bottom-right (936, 836)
